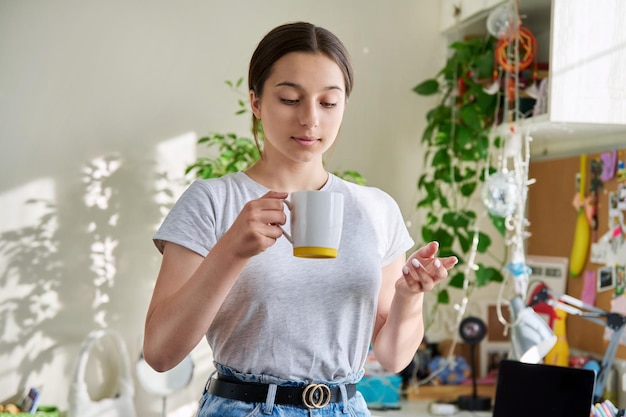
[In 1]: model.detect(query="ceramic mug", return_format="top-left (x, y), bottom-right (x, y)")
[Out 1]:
top-left (281, 191), bottom-right (344, 259)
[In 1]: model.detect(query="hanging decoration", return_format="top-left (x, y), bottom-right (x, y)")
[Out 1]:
top-left (481, 170), bottom-right (519, 217)
top-left (482, 0), bottom-right (540, 325)
top-left (495, 26), bottom-right (538, 73)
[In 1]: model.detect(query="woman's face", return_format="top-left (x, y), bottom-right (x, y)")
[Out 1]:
top-left (250, 52), bottom-right (346, 166)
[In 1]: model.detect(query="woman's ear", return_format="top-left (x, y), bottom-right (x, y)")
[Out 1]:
top-left (249, 90), bottom-right (261, 119)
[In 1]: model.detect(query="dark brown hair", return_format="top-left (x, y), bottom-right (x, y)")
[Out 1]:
top-left (248, 21), bottom-right (354, 151)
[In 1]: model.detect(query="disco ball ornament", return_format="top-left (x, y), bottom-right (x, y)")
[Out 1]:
top-left (481, 171), bottom-right (519, 217)
top-left (486, 2), bottom-right (520, 39)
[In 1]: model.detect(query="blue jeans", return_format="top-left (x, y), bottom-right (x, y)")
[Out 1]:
top-left (195, 363), bottom-right (371, 417)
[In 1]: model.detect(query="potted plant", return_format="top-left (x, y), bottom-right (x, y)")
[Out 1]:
top-left (412, 35), bottom-right (506, 328)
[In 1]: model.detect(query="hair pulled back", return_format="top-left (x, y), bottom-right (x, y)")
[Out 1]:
top-left (248, 22), bottom-right (354, 149)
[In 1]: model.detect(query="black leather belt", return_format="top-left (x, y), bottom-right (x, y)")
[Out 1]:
top-left (207, 374), bottom-right (357, 409)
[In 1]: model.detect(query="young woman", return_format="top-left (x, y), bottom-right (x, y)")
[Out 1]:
top-left (144, 21), bottom-right (458, 416)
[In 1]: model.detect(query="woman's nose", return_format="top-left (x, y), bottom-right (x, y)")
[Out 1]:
top-left (299, 102), bottom-right (319, 128)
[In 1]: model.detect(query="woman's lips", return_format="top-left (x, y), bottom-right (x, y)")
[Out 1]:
top-left (292, 136), bottom-right (320, 146)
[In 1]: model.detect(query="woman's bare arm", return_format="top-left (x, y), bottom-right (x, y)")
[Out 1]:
top-left (143, 191), bottom-right (288, 371)
top-left (372, 242), bottom-right (457, 373)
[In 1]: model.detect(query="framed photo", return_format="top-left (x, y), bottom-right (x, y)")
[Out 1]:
top-left (526, 255), bottom-right (568, 294)
top-left (479, 301), bottom-right (512, 378)
top-left (485, 303), bottom-right (510, 343)
top-left (598, 266), bottom-right (615, 292)
top-left (483, 345), bottom-right (510, 377)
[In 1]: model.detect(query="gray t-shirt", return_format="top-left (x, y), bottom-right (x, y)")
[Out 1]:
top-left (153, 172), bottom-right (414, 383)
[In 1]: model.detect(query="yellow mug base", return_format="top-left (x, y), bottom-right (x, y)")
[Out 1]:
top-left (293, 246), bottom-right (337, 259)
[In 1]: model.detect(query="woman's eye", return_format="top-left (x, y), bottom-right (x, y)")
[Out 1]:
top-left (279, 98), bottom-right (337, 108)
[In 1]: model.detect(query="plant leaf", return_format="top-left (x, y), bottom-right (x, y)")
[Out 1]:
top-left (448, 272), bottom-right (465, 288)
top-left (475, 264), bottom-right (504, 286)
top-left (460, 105), bottom-right (482, 131)
top-left (413, 79), bottom-right (439, 96)
top-left (476, 231), bottom-right (492, 253)
top-left (437, 289), bottom-right (450, 304)
top-left (460, 182), bottom-right (477, 196)
top-left (489, 213), bottom-right (507, 236)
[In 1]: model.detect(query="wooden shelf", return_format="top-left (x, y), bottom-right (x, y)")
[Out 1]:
top-left (406, 383), bottom-right (497, 401)
top-left (498, 114), bottom-right (626, 160)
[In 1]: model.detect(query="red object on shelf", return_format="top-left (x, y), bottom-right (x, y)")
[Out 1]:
top-left (528, 282), bottom-right (558, 328)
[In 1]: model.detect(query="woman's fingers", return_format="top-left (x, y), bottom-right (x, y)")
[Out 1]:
top-left (226, 191), bottom-right (290, 257)
top-left (414, 241), bottom-right (440, 259)
top-left (401, 243), bottom-right (459, 293)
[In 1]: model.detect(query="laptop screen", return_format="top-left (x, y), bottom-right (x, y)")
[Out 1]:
top-left (492, 360), bottom-right (596, 417)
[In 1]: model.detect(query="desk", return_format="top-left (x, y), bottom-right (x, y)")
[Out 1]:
top-left (368, 384), bottom-right (496, 417)
top-left (407, 384), bottom-right (497, 401)
top-left (370, 399), bottom-right (492, 417)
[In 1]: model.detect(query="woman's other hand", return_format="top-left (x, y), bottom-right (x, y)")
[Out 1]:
top-left (399, 241), bottom-right (458, 294)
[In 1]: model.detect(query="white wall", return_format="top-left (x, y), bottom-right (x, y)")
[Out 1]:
top-left (0, 0), bottom-right (446, 414)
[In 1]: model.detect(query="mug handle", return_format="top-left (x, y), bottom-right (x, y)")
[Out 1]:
top-left (279, 199), bottom-right (293, 243)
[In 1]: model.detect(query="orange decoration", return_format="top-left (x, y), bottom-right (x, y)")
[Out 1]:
top-left (496, 26), bottom-right (538, 72)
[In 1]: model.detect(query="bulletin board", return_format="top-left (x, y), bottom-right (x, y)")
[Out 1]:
top-left (527, 148), bottom-right (626, 359)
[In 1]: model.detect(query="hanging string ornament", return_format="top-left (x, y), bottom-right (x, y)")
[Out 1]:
top-left (486, 2), bottom-right (520, 39)
top-left (496, 24), bottom-right (538, 129)
top-left (484, 1), bottom-right (519, 96)
top-left (484, 1), bottom-right (537, 329)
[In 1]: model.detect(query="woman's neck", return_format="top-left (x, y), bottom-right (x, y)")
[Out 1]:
top-left (245, 159), bottom-right (329, 193)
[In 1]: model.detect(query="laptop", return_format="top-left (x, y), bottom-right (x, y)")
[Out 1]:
top-left (492, 360), bottom-right (596, 417)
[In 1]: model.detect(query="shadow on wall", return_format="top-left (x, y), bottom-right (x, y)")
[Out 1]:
top-left (0, 153), bottom-right (176, 402)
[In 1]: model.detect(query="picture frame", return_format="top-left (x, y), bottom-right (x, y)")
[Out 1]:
top-left (483, 344), bottom-right (510, 378)
top-left (526, 255), bottom-right (568, 294)
top-left (598, 266), bottom-right (615, 292)
top-left (479, 301), bottom-right (512, 378)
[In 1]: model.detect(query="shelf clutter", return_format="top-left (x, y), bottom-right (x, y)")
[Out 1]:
top-left (0, 388), bottom-right (58, 417)
top-left (593, 399), bottom-right (624, 417)
top-left (0, 406), bottom-right (58, 417)
top-left (442, 0), bottom-right (626, 160)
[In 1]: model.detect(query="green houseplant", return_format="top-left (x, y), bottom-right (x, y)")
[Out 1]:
top-left (412, 35), bottom-right (506, 327)
top-left (186, 78), bottom-right (366, 185)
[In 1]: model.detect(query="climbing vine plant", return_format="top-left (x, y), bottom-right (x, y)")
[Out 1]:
top-left (412, 35), bottom-right (507, 328)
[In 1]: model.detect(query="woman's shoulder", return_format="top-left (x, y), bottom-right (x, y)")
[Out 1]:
top-left (329, 175), bottom-right (404, 220)
top-left (331, 174), bottom-right (396, 203)
top-left (191, 171), bottom-right (246, 188)
top-left (188, 172), bottom-right (265, 195)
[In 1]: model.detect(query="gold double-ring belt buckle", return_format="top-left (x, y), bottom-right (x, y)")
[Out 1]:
top-left (302, 383), bottom-right (331, 409)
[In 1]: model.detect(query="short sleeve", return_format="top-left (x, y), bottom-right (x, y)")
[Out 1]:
top-left (153, 180), bottom-right (217, 257)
